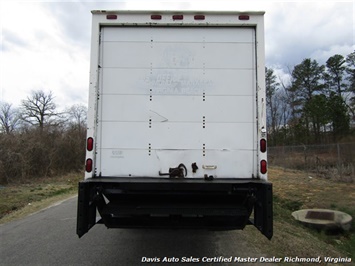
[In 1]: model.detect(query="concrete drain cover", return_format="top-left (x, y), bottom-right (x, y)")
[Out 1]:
top-left (305, 211), bottom-right (334, 221)
top-left (292, 209), bottom-right (352, 231)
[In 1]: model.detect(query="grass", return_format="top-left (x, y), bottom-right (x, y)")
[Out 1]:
top-left (264, 167), bottom-right (355, 260)
top-left (0, 168), bottom-right (354, 262)
top-left (0, 172), bottom-right (82, 223)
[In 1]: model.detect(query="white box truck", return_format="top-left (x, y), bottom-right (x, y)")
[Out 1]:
top-left (77, 10), bottom-right (272, 239)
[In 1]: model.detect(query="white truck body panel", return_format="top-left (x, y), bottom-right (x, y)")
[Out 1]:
top-left (85, 11), bottom-right (267, 180)
top-left (78, 11), bottom-right (272, 241)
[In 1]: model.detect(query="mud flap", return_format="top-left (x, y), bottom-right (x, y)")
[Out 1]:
top-left (253, 182), bottom-right (273, 239)
top-left (77, 182), bottom-right (97, 238)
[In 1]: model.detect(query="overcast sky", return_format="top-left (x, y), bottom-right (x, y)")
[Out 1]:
top-left (0, 0), bottom-right (354, 110)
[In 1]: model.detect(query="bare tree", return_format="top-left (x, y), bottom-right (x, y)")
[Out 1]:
top-left (278, 70), bottom-right (293, 128)
top-left (66, 104), bottom-right (87, 135)
top-left (265, 67), bottom-right (280, 145)
top-left (0, 102), bottom-right (20, 134)
top-left (20, 90), bottom-right (60, 130)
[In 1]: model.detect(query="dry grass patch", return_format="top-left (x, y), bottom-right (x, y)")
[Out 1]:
top-left (266, 167), bottom-right (355, 259)
top-left (0, 172), bottom-right (82, 223)
top-left (269, 167), bottom-right (355, 211)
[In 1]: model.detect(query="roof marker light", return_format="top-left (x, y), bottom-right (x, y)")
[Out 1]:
top-left (239, 15), bottom-right (250, 20)
top-left (106, 14), bottom-right (117, 20)
top-left (173, 14), bottom-right (183, 20)
top-left (194, 15), bottom-right (205, 20)
top-left (151, 14), bottom-right (162, 20)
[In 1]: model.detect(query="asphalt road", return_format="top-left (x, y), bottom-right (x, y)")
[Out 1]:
top-left (0, 197), bottom-right (274, 266)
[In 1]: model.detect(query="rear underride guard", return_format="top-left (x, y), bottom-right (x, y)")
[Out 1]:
top-left (77, 177), bottom-right (272, 239)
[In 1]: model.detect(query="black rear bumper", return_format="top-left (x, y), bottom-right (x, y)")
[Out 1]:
top-left (77, 177), bottom-right (272, 239)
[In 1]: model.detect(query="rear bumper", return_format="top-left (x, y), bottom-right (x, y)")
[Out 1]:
top-left (77, 177), bottom-right (272, 239)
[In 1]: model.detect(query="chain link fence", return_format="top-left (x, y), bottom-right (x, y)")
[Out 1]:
top-left (268, 143), bottom-right (355, 182)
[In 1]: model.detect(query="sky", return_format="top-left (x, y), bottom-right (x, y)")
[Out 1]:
top-left (0, 0), bottom-right (354, 111)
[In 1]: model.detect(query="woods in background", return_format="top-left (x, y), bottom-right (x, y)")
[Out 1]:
top-left (0, 91), bottom-right (87, 184)
top-left (266, 51), bottom-right (355, 146)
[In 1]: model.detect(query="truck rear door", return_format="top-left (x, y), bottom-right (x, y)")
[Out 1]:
top-left (96, 26), bottom-right (257, 179)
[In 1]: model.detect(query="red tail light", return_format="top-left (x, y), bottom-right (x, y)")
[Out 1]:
top-left (260, 160), bottom-right (267, 174)
top-left (260, 139), bottom-right (267, 153)
top-left (86, 159), bottom-right (93, 173)
top-left (87, 137), bottom-right (94, 151)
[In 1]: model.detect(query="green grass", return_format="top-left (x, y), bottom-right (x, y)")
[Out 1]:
top-left (0, 173), bottom-right (82, 220)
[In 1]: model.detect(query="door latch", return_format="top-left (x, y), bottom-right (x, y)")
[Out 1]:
top-left (159, 163), bottom-right (187, 178)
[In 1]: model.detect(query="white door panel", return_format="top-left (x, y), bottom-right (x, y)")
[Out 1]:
top-left (97, 26), bottom-right (256, 178)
